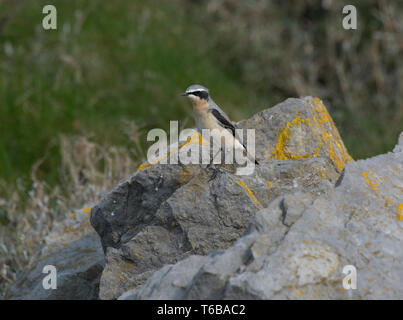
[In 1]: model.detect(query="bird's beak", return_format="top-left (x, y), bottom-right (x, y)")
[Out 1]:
top-left (180, 92), bottom-right (188, 96)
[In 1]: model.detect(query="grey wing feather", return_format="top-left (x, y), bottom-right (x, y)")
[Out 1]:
top-left (209, 101), bottom-right (259, 165)
top-left (210, 109), bottom-right (236, 136)
top-left (209, 101), bottom-right (243, 146)
top-left (209, 100), bottom-right (232, 123)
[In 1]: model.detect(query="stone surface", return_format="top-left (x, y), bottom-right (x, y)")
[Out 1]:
top-left (10, 97), bottom-right (401, 300)
top-left (119, 131), bottom-right (403, 300)
top-left (7, 207), bottom-right (104, 300)
top-left (91, 97), bottom-right (353, 299)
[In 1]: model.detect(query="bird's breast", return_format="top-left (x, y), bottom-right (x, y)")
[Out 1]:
top-left (194, 109), bottom-right (221, 132)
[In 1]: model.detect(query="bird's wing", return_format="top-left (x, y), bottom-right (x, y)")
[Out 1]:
top-left (210, 108), bottom-right (236, 136)
top-left (209, 105), bottom-right (259, 165)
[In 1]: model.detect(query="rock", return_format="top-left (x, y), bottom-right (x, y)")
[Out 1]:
top-left (120, 131), bottom-right (403, 299)
top-left (239, 97), bottom-right (352, 172)
top-left (9, 96), bottom-right (401, 300)
top-left (91, 96), bottom-right (353, 299)
top-left (118, 255), bottom-right (208, 300)
top-left (393, 132), bottom-right (403, 153)
top-left (7, 207), bottom-right (104, 300)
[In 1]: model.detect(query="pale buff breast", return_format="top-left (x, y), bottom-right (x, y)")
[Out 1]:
top-left (192, 99), bottom-right (218, 131)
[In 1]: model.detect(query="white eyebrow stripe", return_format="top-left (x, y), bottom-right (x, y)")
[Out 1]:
top-left (186, 89), bottom-right (208, 94)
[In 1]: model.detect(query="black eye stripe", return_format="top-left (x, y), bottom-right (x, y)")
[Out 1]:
top-left (189, 90), bottom-right (208, 100)
top-left (189, 91), bottom-right (201, 95)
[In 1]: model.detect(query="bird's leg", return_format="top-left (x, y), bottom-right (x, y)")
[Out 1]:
top-left (205, 147), bottom-right (221, 169)
top-left (207, 148), bottom-right (223, 181)
top-left (209, 162), bottom-right (224, 181)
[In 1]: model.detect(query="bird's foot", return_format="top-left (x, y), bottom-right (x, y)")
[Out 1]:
top-left (208, 166), bottom-right (221, 181)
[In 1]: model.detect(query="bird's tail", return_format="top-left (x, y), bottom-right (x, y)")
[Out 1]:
top-left (241, 147), bottom-right (259, 166)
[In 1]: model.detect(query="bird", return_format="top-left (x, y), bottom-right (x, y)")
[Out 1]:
top-left (180, 84), bottom-right (258, 173)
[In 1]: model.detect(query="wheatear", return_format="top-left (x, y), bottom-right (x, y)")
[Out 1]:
top-left (181, 84), bottom-right (258, 171)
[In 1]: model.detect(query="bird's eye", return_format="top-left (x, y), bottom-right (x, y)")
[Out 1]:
top-left (189, 90), bottom-right (208, 99)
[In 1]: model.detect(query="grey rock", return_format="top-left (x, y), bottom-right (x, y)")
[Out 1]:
top-left (238, 97), bottom-right (352, 173)
top-left (119, 255), bottom-right (209, 300)
top-left (10, 96), bottom-right (400, 300)
top-left (122, 131), bottom-right (403, 299)
top-left (7, 207), bottom-right (104, 300)
top-left (92, 97), bottom-right (353, 299)
top-left (90, 164), bottom-right (196, 252)
top-left (393, 131), bottom-right (403, 153)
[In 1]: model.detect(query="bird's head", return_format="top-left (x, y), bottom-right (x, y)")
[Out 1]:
top-left (180, 84), bottom-right (210, 105)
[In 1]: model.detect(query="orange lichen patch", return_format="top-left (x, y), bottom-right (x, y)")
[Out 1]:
top-left (360, 169), bottom-right (398, 212)
top-left (398, 204), bottom-right (403, 221)
top-left (311, 98), bottom-right (353, 171)
top-left (236, 180), bottom-right (262, 207)
top-left (267, 181), bottom-right (273, 188)
top-left (361, 169), bottom-right (379, 191)
top-left (82, 207), bottom-right (92, 214)
top-left (270, 118), bottom-right (321, 160)
top-left (326, 135), bottom-right (343, 171)
top-left (137, 133), bottom-right (208, 171)
top-left (183, 132), bottom-right (210, 147)
top-left (296, 290), bottom-right (305, 296)
top-left (313, 97), bottom-right (336, 125)
top-left (68, 207), bottom-right (91, 219)
top-left (137, 163), bottom-right (153, 171)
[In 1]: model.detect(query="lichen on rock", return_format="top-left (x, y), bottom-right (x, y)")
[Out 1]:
top-left (8, 98), bottom-right (403, 300)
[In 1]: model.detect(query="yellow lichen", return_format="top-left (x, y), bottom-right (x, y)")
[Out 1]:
top-left (311, 97), bottom-right (353, 171)
top-left (137, 163), bottom-right (153, 171)
top-left (361, 169), bottom-right (379, 191)
top-left (82, 207), bottom-right (92, 214)
top-left (267, 181), bottom-right (273, 188)
top-left (327, 139), bottom-right (343, 172)
top-left (236, 180), bottom-right (262, 207)
top-left (137, 133), bottom-right (209, 171)
top-left (398, 204), bottom-right (403, 221)
top-left (361, 170), bottom-right (398, 211)
top-left (313, 97), bottom-right (334, 124)
top-left (69, 207), bottom-right (91, 218)
top-left (270, 118), bottom-right (321, 160)
top-left (296, 290), bottom-right (305, 296)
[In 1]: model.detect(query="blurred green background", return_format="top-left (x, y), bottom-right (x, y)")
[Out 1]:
top-left (0, 0), bottom-right (402, 191)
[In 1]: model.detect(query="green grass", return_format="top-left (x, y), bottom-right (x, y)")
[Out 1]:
top-left (0, 0), bottom-right (264, 190)
top-left (1, 0), bottom-right (400, 193)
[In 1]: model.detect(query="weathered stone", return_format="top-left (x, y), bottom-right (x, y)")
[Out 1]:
top-left (90, 164), bottom-right (198, 252)
top-left (7, 207), bottom-right (104, 300)
top-left (239, 97), bottom-right (352, 172)
top-left (10, 96), bottom-right (373, 300)
top-left (121, 131), bottom-right (402, 300)
top-left (92, 97), bottom-right (352, 299)
top-left (118, 255), bottom-right (208, 300)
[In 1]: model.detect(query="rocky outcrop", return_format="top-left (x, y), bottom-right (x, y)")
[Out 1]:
top-left (120, 131), bottom-right (403, 299)
top-left (90, 96), bottom-right (354, 299)
top-left (8, 96), bottom-right (402, 300)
